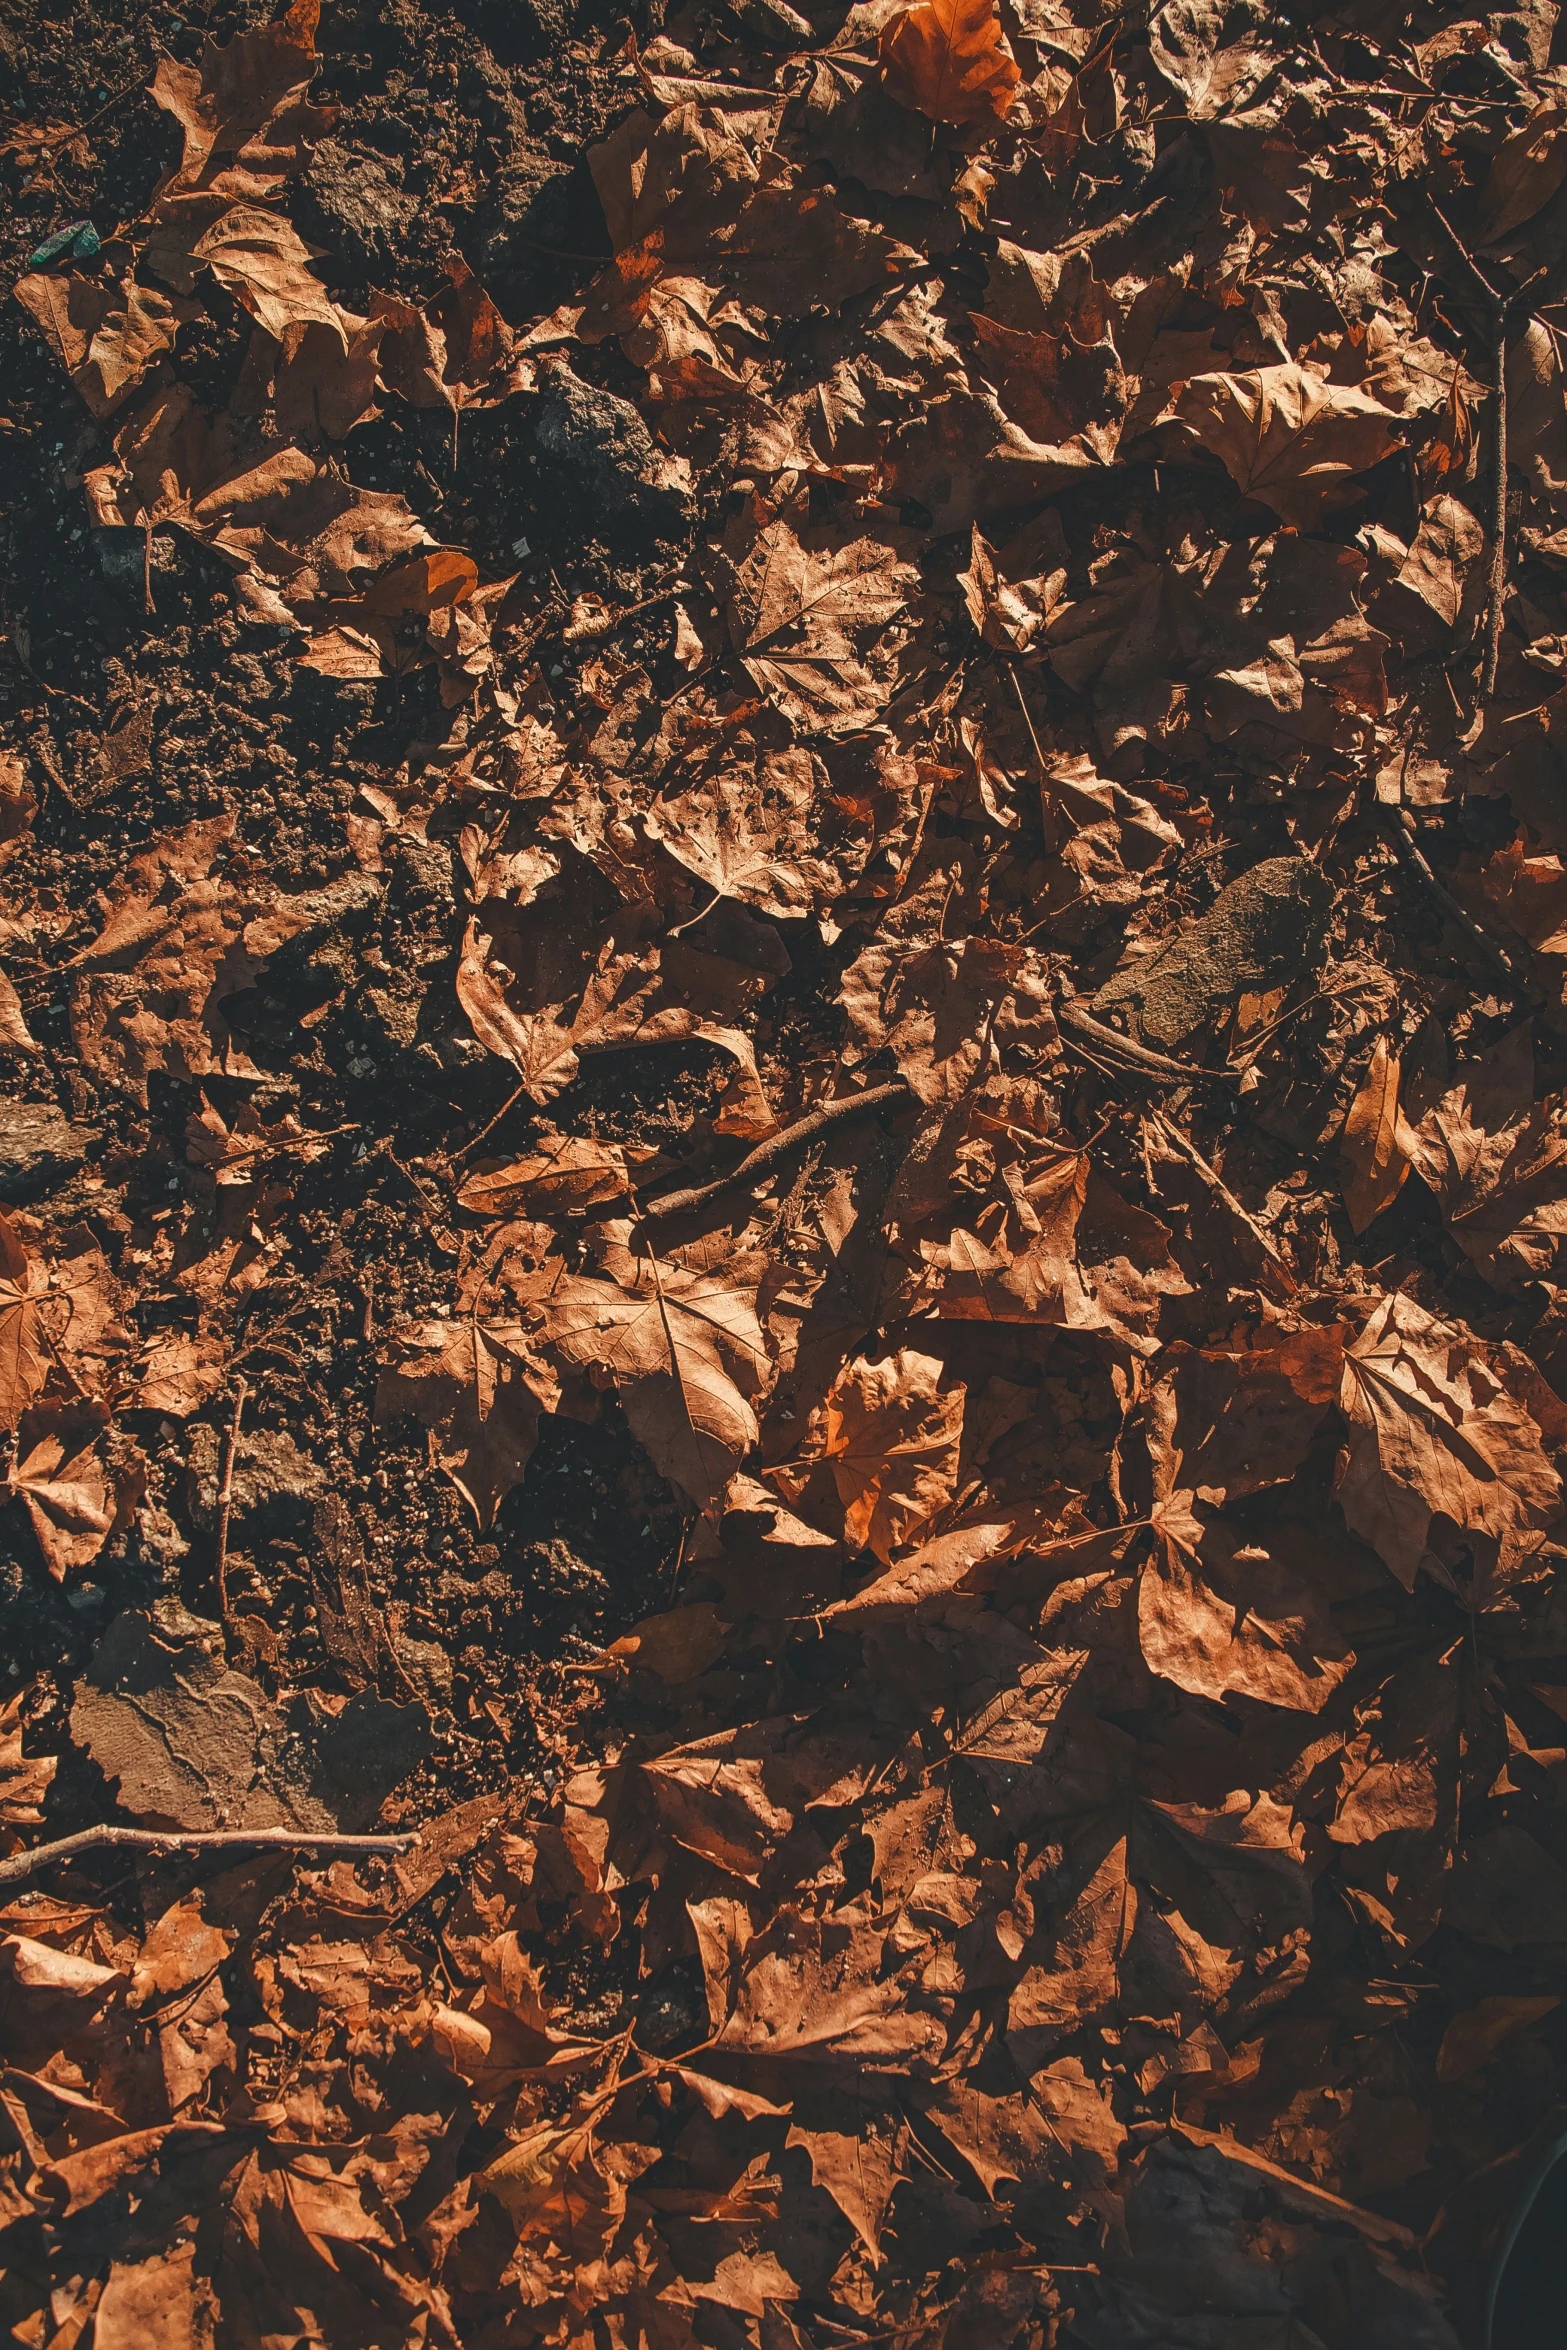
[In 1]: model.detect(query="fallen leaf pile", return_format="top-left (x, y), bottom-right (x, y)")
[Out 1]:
top-left (11, 0), bottom-right (1567, 2341)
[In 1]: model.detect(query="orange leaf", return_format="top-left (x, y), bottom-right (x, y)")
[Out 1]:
top-left (362, 548), bottom-right (479, 615)
top-left (1340, 1035), bottom-right (1412, 1235)
top-left (879, 0), bottom-right (1020, 129)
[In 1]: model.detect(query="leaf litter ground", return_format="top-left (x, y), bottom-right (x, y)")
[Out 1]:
top-left (6, 0), bottom-right (1567, 2344)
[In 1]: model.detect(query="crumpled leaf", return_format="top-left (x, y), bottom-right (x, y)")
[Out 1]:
top-left (1170, 366), bottom-right (1402, 531)
top-left (1336, 1290), bottom-right (1565, 1601)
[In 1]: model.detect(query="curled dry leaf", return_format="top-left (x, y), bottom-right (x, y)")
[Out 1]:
top-left (1340, 1034), bottom-right (1415, 1235)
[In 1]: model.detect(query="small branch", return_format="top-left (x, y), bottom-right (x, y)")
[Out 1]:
top-left (1427, 204), bottom-right (1551, 701)
top-left (1151, 1110), bottom-right (1297, 1294)
top-left (0, 1824), bottom-right (418, 1893)
top-left (214, 1378), bottom-right (246, 1631)
top-left (640, 1081), bottom-right (912, 1221)
top-left (1003, 660), bottom-right (1051, 828)
top-left (1390, 807), bottom-right (1519, 983)
top-left (452, 1080), bottom-right (531, 1164)
top-left (1483, 296), bottom-right (1509, 698)
top-left (1057, 999), bottom-right (1235, 1086)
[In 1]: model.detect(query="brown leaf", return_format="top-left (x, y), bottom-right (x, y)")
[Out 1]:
top-left (1340, 1035), bottom-right (1414, 1235)
top-left (1139, 1501), bottom-right (1355, 1713)
top-left (189, 205), bottom-right (342, 344)
top-left (9, 1400), bottom-right (145, 1580)
top-left (13, 274), bottom-right (197, 419)
top-left (0, 1692), bottom-right (56, 1829)
top-left (808, 1346), bottom-right (966, 1562)
top-left (1436, 1993), bottom-right (1558, 2081)
top-left (376, 1317), bottom-right (559, 1528)
top-left (1170, 366), bottom-right (1402, 531)
top-left (1474, 101), bottom-right (1567, 242)
top-left (532, 1244), bottom-right (770, 1508)
top-left (718, 516), bottom-right (914, 736)
top-left (644, 749), bottom-right (838, 924)
top-left (1336, 1290), bottom-right (1564, 1600)
top-left (456, 1135), bottom-right (658, 1220)
top-left (150, 0), bottom-right (331, 205)
top-left (879, 0), bottom-right (1021, 128)
top-left (0, 1209), bottom-right (48, 1433)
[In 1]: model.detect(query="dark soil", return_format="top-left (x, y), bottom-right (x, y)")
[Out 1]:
top-left (0, 0), bottom-right (701, 1846)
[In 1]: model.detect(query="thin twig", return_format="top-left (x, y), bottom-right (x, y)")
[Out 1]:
top-left (453, 1080), bottom-right (531, 1163)
top-left (639, 1081), bottom-right (912, 1221)
top-left (1004, 660), bottom-right (1051, 828)
top-left (1428, 204), bottom-right (1551, 699)
top-left (214, 1378), bottom-right (246, 1631)
top-left (1484, 290), bottom-right (1509, 698)
top-left (0, 1824), bottom-right (418, 1893)
top-left (1151, 1110), bottom-right (1297, 1293)
top-left (1056, 999), bottom-right (1235, 1086)
top-left (1389, 807), bottom-right (1519, 982)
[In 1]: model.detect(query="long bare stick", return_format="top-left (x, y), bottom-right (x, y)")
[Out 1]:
top-left (0, 1824), bottom-right (418, 1893)
top-left (640, 1081), bottom-right (911, 1220)
top-left (1391, 807), bottom-right (1518, 981)
top-left (1057, 999), bottom-right (1235, 1086)
top-left (215, 1378), bottom-right (246, 1630)
top-left (1484, 299), bottom-right (1509, 698)
top-left (1428, 205), bottom-right (1550, 701)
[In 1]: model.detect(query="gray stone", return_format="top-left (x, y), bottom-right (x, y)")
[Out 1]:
top-left (1093, 855), bottom-right (1334, 1051)
top-left (0, 1098), bottom-right (96, 1203)
top-left (73, 1608), bottom-right (430, 1832)
top-left (532, 358), bottom-right (691, 540)
top-left (186, 1423), bottom-right (327, 1537)
top-left (304, 138), bottom-right (419, 270)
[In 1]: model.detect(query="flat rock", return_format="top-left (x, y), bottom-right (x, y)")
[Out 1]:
top-left (1093, 855), bottom-right (1334, 1051)
top-left (532, 358), bottom-right (692, 541)
top-left (186, 1423), bottom-right (327, 1536)
top-left (73, 1609), bottom-right (430, 1832)
top-left (303, 138), bottom-right (418, 270)
top-left (0, 1098), bottom-right (97, 1203)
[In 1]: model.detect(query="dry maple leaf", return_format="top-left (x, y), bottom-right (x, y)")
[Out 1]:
top-left (1337, 1291), bottom-right (1565, 1601)
top-left (1144, 1326), bottom-right (1344, 1501)
top-left (958, 515), bottom-right (1068, 653)
top-left (1402, 1028), bottom-right (1567, 1294)
top-left (0, 1210), bottom-right (48, 1433)
top-left (1148, 0), bottom-right (1271, 116)
top-left (8, 1400), bottom-right (145, 1582)
top-left (1169, 365), bottom-right (1402, 531)
top-left (457, 1136), bottom-right (659, 1221)
top-left (0, 1693), bottom-right (56, 1830)
top-left (376, 1316), bottom-right (560, 1529)
top-left (718, 517), bottom-right (914, 736)
top-left (12, 274), bottom-right (199, 420)
top-left (1139, 1495), bottom-right (1355, 1713)
top-left (838, 931), bottom-right (1058, 1105)
top-left (792, 1347), bottom-right (967, 1563)
top-left (150, 0), bottom-right (333, 207)
top-left (879, 0), bottom-right (1021, 128)
top-left (188, 205), bottom-right (343, 345)
top-left (643, 751), bottom-right (838, 925)
top-left (532, 1244), bottom-right (770, 1509)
